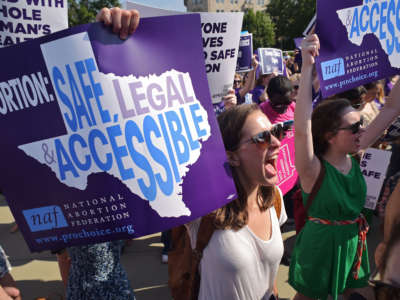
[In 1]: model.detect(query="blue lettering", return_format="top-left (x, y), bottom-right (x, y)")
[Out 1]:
top-left (360, 5), bottom-right (370, 32)
top-left (88, 129), bottom-right (112, 171)
top-left (165, 110), bottom-right (189, 165)
top-left (143, 115), bottom-right (173, 196)
top-left (69, 134), bottom-right (91, 171)
top-left (350, 7), bottom-right (360, 38)
top-left (75, 60), bottom-right (97, 126)
top-left (189, 103), bottom-right (207, 138)
top-left (125, 120), bottom-right (156, 201)
top-left (55, 138), bottom-right (79, 180)
top-left (387, 0), bottom-right (398, 55)
top-left (370, 3), bottom-right (380, 33)
top-left (85, 58), bottom-right (111, 124)
top-left (52, 66), bottom-right (77, 132)
top-left (66, 64), bottom-right (92, 130)
top-left (157, 113), bottom-right (180, 183)
top-left (180, 107), bottom-right (200, 150)
top-left (380, 1), bottom-right (388, 39)
top-left (106, 124), bottom-right (134, 181)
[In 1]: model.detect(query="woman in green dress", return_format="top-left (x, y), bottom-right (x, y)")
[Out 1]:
top-left (289, 34), bottom-right (400, 300)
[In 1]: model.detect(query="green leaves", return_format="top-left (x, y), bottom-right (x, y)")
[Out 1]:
top-left (68, 0), bottom-right (120, 27)
top-left (243, 10), bottom-right (276, 49)
top-left (267, 0), bottom-right (316, 49)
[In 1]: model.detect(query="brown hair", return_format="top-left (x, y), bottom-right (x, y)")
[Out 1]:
top-left (216, 104), bottom-right (274, 230)
top-left (311, 98), bottom-right (352, 157)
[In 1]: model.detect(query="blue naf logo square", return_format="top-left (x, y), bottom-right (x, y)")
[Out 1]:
top-left (22, 206), bottom-right (68, 232)
top-left (321, 58), bottom-right (345, 80)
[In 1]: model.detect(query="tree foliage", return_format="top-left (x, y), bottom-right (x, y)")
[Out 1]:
top-left (266, 0), bottom-right (315, 49)
top-left (68, 0), bottom-right (120, 27)
top-left (242, 10), bottom-right (276, 49)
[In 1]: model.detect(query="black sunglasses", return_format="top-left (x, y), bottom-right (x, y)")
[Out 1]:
top-left (239, 120), bottom-right (294, 149)
top-left (233, 80), bottom-right (242, 84)
top-left (293, 85), bottom-right (299, 90)
top-left (337, 117), bottom-right (364, 134)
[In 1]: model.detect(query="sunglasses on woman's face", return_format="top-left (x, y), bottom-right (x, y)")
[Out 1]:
top-left (337, 117), bottom-right (364, 134)
top-left (240, 120), bottom-right (294, 149)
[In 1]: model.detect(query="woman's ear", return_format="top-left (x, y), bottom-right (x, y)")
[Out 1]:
top-left (226, 151), bottom-right (240, 167)
top-left (325, 131), bottom-right (336, 145)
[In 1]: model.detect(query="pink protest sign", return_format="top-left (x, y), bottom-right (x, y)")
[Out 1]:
top-left (276, 130), bottom-right (297, 195)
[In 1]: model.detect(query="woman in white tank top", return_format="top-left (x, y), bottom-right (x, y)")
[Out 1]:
top-left (186, 104), bottom-right (288, 300)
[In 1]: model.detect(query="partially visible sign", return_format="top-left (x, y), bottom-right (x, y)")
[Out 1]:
top-left (276, 130), bottom-right (297, 195)
top-left (360, 148), bottom-right (392, 210)
top-left (316, 0), bottom-right (399, 98)
top-left (125, 1), bottom-right (243, 104)
top-left (257, 48), bottom-right (283, 75)
top-left (0, 0), bottom-right (67, 47)
top-left (236, 32), bottom-right (253, 73)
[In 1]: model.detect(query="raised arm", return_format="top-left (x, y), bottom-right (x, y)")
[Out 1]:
top-left (294, 34), bottom-right (321, 193)
top-left (238, 55), bottom-right (259, 98)
top-left (360, 79), bottom-right (400, 149)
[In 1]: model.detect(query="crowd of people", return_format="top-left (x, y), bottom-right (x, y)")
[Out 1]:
top-left (1, 6), bottom-right (400, 300)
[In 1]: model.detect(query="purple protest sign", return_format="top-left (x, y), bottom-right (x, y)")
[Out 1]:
top-left (0, 14), bottom-right (237, 252)
top-left (294, 37), bottom-right (303, 49)
top-left (316, 0), bottom-right (399, 98)
top-left (257, 48), bottom-right (284, 75)
top-left (236, 33), bottom-right (253, 73)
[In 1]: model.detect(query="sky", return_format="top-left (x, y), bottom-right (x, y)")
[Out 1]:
top-left (123, 0), bottom-right (187, 11)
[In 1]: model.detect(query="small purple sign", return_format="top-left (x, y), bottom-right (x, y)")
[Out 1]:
top-left (236, 33), bottom-right (253, 73)
top-left (0, 14), bottom-right (237, 252)
top-left (316, 0), bottom-right (399, 98)
top-left (257, 48), bottom-right (284, 75)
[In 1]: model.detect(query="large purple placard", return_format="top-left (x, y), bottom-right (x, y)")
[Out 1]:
top-left (236, 33), bottom-right (253, 73)
top-left (0, 14), bottom-right (237, 252)
top-left (316, 0), bottom-right (399, 98)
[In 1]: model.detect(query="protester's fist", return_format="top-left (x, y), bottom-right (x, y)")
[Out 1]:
top-left (223, 89), bottom-right (237, 109)
top-left (96, 7), bottom-right (140, 40)
top-left (301, 34), bottom-right (320, 66)
top-left (251, 55), bottom-right (259, 69)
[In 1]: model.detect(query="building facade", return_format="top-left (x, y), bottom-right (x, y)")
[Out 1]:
top-left (185, 0), bottom-right (267, 13)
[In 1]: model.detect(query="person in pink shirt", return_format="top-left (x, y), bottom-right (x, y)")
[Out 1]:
top-left (260, 75), bottom-right (296, 124)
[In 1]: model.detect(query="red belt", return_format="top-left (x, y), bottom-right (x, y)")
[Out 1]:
top-left (308, 214), bottom-right (369, 280)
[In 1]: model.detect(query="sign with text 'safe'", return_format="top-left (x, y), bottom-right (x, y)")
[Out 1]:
top-left (316, 0), bottom-right (400, 98)
top-left (0, 0), bottom-right (67, 47)
top-left (125, 2), bottom-right (243, 104)
top-left (0, 15), bottom-right (236, 252)
top-left (361, 148), bottom-right (392, 210)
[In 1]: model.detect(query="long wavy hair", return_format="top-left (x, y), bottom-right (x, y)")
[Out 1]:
top-left (216, 104), bottom-right (275, 230)
top-left (311, 98), bottom-right (352, 157)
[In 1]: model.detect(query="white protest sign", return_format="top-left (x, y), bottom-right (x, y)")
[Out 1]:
top-left (122, 1), bottom-right (184, 16)
top-left (125, 1), bottom-right (243, 104)
top-left (360, 148), bottom-right (392, 210)
top-left (0, 0), bottom-right (68, 47)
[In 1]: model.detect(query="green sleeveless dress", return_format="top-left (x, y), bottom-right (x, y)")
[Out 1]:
top-left (288, 158), bottom-right (370, 300)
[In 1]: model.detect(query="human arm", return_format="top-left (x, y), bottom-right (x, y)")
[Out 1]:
top-left (375, 180), bottom-right (400, 267)
top-left (96, 7), bottom-right (140, 40)
top-left (238, 55), bottom-right (259, 98)
top-left (222, 89), bottom-right (237, 110)
top-left (294, 34), bottom-right (321, 193)
top-left (0, 273), bottom-right (20, 300)
top-left (360, 80), bottom-right (400, 149)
